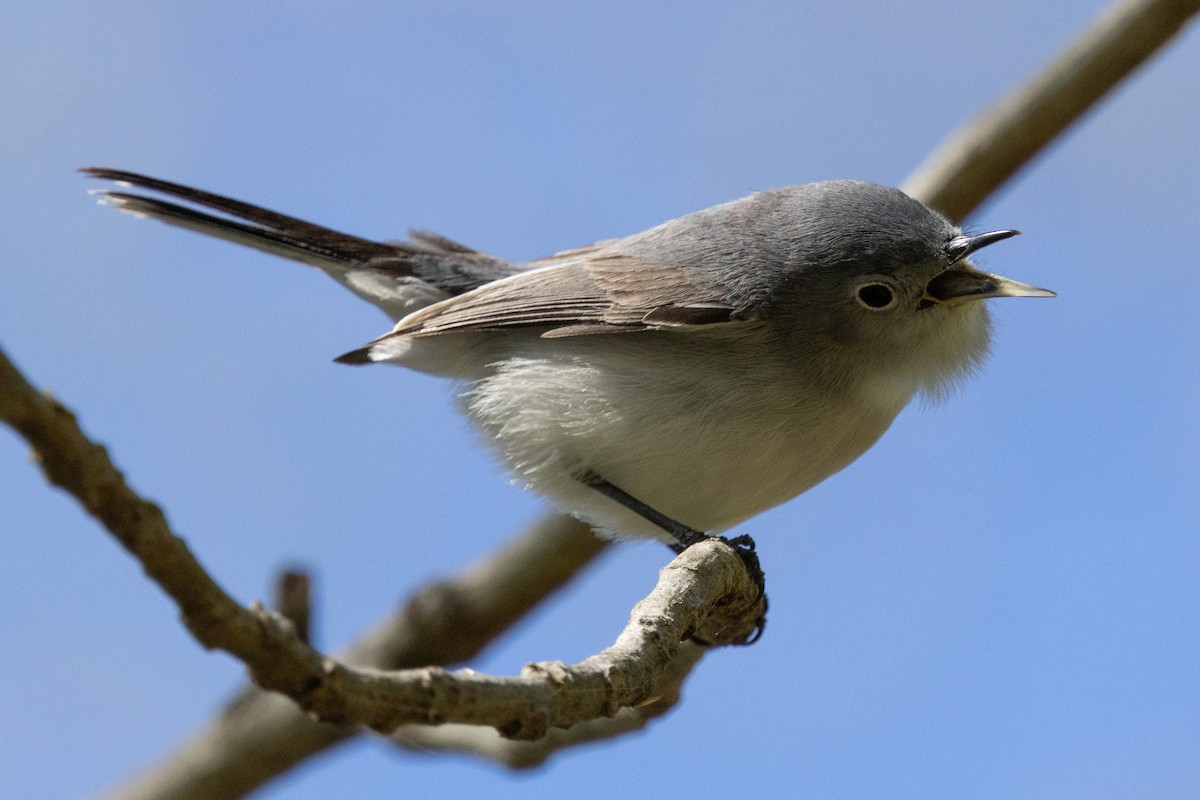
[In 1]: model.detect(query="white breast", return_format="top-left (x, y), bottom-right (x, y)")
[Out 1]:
top-left (460, 331), bottom-right (915, 541)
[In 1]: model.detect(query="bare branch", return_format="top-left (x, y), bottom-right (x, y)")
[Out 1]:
top-left (109, 515), bottom-right (608, 800)
top-left (904, 0), bottom-right (1200, 220)
top-left (2, 342), bottom-right (761, 790)
top-left (102, 539), bottom-right (757, 800)
top-left (389, 642), bottom-right (706, 768)
top-left (293, 540), bottom-right (758, 738)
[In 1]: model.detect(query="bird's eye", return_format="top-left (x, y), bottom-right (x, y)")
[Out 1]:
top-left (855, 283), bottom-right (896, 311)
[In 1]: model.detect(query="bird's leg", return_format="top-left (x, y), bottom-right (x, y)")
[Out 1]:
top-left (580, 471), bottom-right (767, 643)
top-left (579, 472), bottom-right (708, 549)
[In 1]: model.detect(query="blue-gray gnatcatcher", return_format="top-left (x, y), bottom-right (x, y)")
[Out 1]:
top-left (84, 168), bottom-right (1053, 556)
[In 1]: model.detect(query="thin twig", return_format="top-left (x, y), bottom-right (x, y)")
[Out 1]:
top-left (273, 570), bottom-right (312, 645)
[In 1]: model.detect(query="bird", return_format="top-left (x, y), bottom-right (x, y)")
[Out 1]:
top-left (83, 168), bottom-right (1053, 559)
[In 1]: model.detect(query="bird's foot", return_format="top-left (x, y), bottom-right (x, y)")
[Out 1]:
top-left (674, 531), bottom-right (767, 646)
top-left (579, 472), bottom-right (767, 643)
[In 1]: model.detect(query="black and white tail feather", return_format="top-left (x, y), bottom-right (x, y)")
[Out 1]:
top-left (81, 167), bottom-right (524, 325)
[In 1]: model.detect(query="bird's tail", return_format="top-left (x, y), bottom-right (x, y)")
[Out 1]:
top-left (82, 167), bottom-right (398, 273)
top-left (82, 167), bottom-right (523, 322)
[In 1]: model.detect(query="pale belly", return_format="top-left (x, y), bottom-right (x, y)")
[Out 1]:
top-left (460, 334), bottom-right (913, 541)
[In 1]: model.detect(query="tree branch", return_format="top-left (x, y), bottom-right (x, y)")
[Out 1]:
top-left (1, 343), bottom-right (761, 793)
top-left (903, 0), bottom-right (1200, 221)
top-left (388, 641), bottom-right (707, 767)
top-left (108, 515), bottom-right (609, 800)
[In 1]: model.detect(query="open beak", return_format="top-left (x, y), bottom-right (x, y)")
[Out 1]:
top-left (922, 230), bottom-right (1055, 306)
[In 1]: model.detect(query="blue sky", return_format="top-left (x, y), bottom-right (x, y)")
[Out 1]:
top-left (2, 2), bottom-right (1198, 798)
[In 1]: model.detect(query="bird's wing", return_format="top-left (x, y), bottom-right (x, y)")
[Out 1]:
top-left (381, 251), bottom-right (751, 340)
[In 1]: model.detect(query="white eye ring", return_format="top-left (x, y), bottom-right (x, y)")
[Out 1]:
top-left (855, 282), bottom-right (897, 311)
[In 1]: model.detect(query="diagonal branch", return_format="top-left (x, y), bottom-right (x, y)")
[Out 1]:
top-left (904, 0), bottom-right (1200, 221)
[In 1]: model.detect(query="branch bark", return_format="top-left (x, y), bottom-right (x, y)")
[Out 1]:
top-left (388, 641), bottom-right (707, 767)
top-left (109, 515), bottom-right (609, 800)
